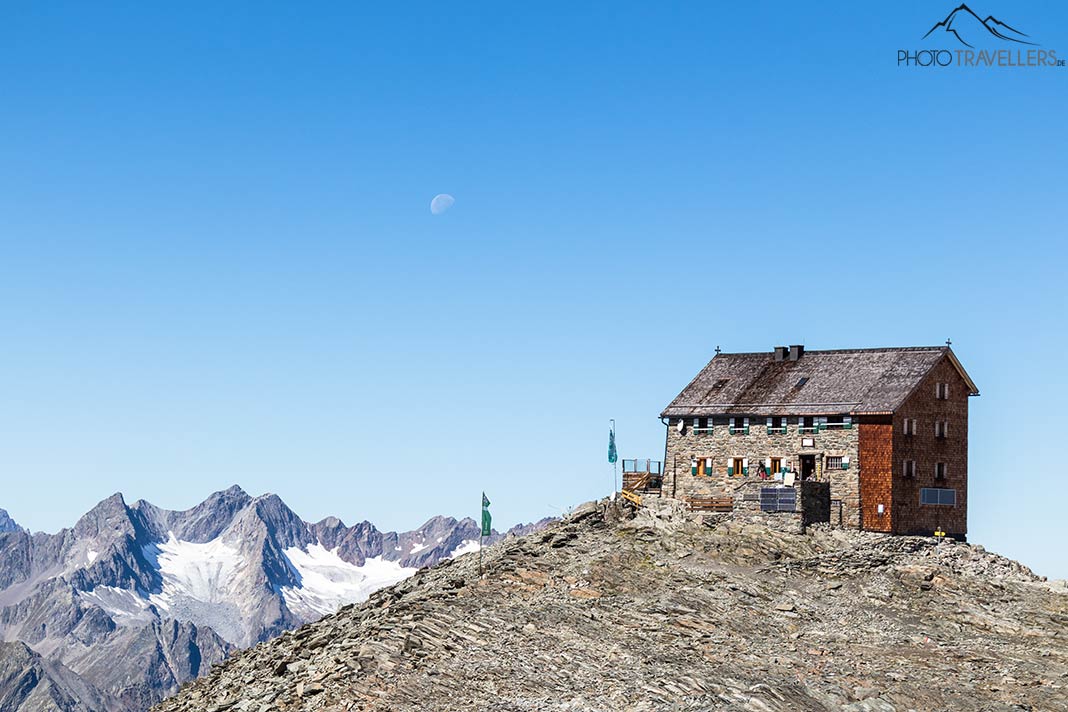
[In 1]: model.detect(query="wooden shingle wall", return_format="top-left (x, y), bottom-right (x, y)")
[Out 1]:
top-left (859, 419), bottom-right (894, 532)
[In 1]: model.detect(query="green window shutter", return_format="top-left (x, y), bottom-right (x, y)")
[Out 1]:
top-left (842, 456), bottom-right (850, 469)
top-left (742, 457), bottom-right (749, 476)
top-left (727, 466), bottom-right (734, 476)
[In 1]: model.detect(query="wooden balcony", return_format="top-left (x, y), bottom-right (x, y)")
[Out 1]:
top-left (621, 459), bottom-right (663, 495)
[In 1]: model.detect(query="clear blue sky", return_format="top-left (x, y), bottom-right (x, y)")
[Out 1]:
top-left (1, 2), bottom-right (1065, 577)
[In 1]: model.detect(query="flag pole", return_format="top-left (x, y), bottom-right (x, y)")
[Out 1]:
top-left (479, 492), bottom-right (491, 579)
top-left (610, 419), bottom-right (618, 495)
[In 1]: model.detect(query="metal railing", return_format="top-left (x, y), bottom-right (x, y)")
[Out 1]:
top-left (622, 459), bottom-right (662, 474)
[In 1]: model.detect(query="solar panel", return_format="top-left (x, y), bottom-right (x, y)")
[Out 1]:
top-left (760, 487), bottom-right (797, 512)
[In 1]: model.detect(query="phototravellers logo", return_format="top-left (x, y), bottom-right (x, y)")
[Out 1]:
top-left (898, 3), bottom-right (1065, 69)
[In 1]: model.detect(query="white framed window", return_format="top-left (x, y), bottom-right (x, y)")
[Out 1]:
top-left (826, 456), bottom-right (843, 470)
top-left (822, 415), bottom-right (852, 430)
top-left (903, 418), bottom-right (918, 435)
top-left (934, 420), bottom-right (948, 438)
top-left (935, 462), bottom-right (947, 480)
top-left (729, 417), bottom-right (749, 435)
top-left (692, 457), bottom-right (713, 476)
top-left (921, 487), bottom-right (955, 506)
top-left (936, 382), bottom-right (949, 400)
top-left (903, 460), bottom-right (916, 478)
top-left (766, 416), bottom-right (787, 434)
top-left (727, 457), bottom-right (748, 476)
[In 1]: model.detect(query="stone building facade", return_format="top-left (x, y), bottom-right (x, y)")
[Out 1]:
top-left (663, 417), bottom-right (861, 527)
top-left (660, 345), bottom-right (978, 538)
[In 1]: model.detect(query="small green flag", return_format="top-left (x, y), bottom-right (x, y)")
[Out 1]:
top-left (481, 492), bottom-right (491, 537)
top-left (608, 426), bottom-right (617, 464)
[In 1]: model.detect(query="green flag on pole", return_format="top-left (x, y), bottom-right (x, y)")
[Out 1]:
top-left (481, 492), bottom-right (491, 536)
top-left (608, 424), bottom-right (617, 464)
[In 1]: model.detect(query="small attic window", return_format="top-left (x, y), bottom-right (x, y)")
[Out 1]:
top-left (712, 379), bottom-right (729, 389)
top-left (795, 377), bottom-right (809, 388)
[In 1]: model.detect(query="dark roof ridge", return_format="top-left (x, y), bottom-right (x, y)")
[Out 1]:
top-left (712, 346), bottom-right (948, 357)
top-left (801, 346), bottom-right (947, 354)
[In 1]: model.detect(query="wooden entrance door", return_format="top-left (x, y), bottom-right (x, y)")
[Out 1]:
top-left (800, 455), bottom-right (816, 480)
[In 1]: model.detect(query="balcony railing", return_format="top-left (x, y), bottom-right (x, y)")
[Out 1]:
top-left (622, 459), bottom-right (663, 475)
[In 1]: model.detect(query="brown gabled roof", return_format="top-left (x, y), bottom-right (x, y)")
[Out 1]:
top-left (660, 346), bottom-right (979, 418)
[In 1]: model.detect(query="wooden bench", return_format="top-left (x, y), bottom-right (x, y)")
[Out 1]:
top-left (684, 495), bottom-right (734, 512)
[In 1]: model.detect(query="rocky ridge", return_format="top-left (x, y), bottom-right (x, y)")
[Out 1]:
top-left (154, 498), bottom-right (1068, 712)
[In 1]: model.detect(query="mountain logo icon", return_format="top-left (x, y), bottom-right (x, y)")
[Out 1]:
top-left (923, 4), bottom-right (1037, 48)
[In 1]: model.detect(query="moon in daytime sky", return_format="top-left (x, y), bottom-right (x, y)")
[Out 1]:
top-left (430, 194), bottom-right (455, 215)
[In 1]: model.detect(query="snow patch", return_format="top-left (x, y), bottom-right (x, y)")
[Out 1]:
top-left (409, 541), bottom-right (427, 554)
top-left (449, 539), bottom-right (480, 558)
top-left (144, 533), bottom-right (245, 607)
top-left (86, 550), bottom-right (99, 564)
top-left (79, 586), bottom-right (156, 626)
top-left (280, 544), bottom-right (417, 620)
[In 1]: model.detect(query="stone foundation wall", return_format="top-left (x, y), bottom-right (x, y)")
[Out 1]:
top-left (699, 510), bottom-right (805, 535)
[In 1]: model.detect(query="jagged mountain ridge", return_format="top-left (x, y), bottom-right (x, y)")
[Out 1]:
top-left (154, 498), bottom-right (1068, 712)
top-left (0, 486), bottom-right (551, 712)
top-left (0, 508), bottom-right (24, 533)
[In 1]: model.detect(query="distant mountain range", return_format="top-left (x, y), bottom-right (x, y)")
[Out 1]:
top-left (0, 486), bottom-right (551, 711)
top-left (923, 4), bottom-right (1037, 48)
